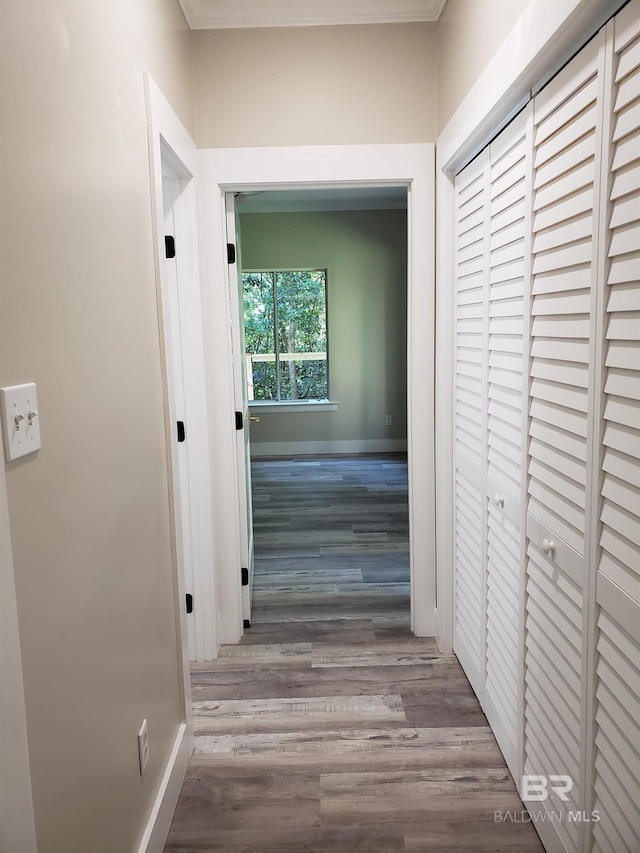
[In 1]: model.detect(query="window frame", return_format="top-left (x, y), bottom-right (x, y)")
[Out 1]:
top-left (242, 266), bottom-right (331, 405)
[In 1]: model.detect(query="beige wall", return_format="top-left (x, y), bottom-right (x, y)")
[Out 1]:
top-left (240, 210), bottom-right (408, 450)
top-left (193, 23), bottom-right (438, 147)
top-left (0, 2), bottom-right (194, 851)
top-left (437, 0), bottom-right (530, 132)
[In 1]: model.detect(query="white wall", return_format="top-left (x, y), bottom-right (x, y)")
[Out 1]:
top-left (0, 2), bottom-right (195, 850)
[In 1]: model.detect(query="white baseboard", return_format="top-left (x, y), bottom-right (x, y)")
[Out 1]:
top-left (251, 439), bottom-right (408, 457)
top-left (138, 723), bottom-right (191, 853)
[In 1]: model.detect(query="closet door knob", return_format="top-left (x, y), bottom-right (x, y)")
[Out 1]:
top-left (542, 538), bottom-right (556, 556)
top-left (494, 494), bottom-right (504, 508)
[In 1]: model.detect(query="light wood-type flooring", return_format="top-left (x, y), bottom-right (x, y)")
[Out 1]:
top-left (165, 454), bottom-right (543, 852)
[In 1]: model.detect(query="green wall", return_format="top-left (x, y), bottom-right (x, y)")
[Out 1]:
top-left (239, 209), bottom-right (408, 454)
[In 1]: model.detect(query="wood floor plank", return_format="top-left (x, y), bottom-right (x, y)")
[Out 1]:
top-left (193, 726), bottom-right (504, 773)
top-left (403, 814), bottom-right (546, 851)
top-left (165, 455), bottom-right (543, 852)
top-left (200, 643), bottom-right (313, 668)
top-left (311, 642), bottom-right (442, 668)
top-left (320, 767), bottom-right (514, 795)
top-left (233, 619), bottom-right (379, 645)
top-left (193, 694), bottom-right (406, 734)
top-left (166, 826), bottom-right (406, 852)
top-left (191, 665), bottom-right (470, 702)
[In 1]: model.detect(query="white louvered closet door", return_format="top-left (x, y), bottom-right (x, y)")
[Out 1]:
top-left (591, 5), bottom-right (640, 851)
top-left (524, 29), bottom-right (606, 851)
top-left (454, 153), bottom-right (489, 699)
top-left (483, 108), bottom-right (531, 780)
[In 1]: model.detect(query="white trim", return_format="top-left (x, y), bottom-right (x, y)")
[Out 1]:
top-left (143, 71), bottom-right (204, 852)
top-left (145, 74), bottom-right (218, 664)
top-left (249, 401), bottom-right (338, 414)
top-left (178, 0), bottom-right (446, 30)
top-left (251, 439), bottom-right (408, 457)
top-left (137, 723), bottom-right (191, 853)
top-left (434, 167), bottom-right (455, 655)
top-left (199, 143), bottom-right (436, 641)
top-left (434, 0), bottom-right (626, 656)
top-left (438, 0), bottom-right (627, 172)
top-left (0, 461), bottom-right (37, 852)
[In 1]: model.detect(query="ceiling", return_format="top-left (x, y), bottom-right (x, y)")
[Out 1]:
top-left (178, 0), bottom-right (447, 30)
top-left (236, 186), bottom-right (408, 213)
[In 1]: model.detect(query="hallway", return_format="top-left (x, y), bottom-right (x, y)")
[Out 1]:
top-left (164, 456), bottom-right (542, 851)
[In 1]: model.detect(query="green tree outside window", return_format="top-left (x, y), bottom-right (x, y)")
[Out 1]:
top-left (242, 270), bottom-right (328, 401)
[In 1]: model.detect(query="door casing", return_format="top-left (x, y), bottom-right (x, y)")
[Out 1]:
top-left (198, 143), bottom-right (437, 647)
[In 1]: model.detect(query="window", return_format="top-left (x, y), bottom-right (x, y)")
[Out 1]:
top-left (242, 269), bottom-right (328, 402)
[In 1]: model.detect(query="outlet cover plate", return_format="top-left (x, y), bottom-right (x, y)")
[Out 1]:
top-left (0, 383), bottom-right (41, 462)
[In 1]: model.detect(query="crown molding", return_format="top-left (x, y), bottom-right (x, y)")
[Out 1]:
top-left (178, 0), bottom-right (447, 30)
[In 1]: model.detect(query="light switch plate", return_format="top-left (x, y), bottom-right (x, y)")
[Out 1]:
top-left (0, 383), bottom-right (41, 462)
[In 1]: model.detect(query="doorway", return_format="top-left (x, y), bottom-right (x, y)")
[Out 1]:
top-left (197, 143), bottom-right (437, 649)
top-left (235, 186), bottom-right (410, 633)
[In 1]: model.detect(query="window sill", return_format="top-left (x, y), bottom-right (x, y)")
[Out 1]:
top-left (248, 400), bottom-right (338, 414)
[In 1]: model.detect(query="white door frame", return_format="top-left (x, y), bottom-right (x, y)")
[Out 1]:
top-left (434, 0), bottom-right (627, 654)
top-left (198, 143), bottom-right (436, 645)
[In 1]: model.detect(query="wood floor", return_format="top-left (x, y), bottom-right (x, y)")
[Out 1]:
top-left (164, 455), bottom-right (543, 852)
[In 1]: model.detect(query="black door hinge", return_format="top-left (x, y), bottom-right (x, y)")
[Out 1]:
top-left (177, 421), bottom-right (186, 443)
top-left (235, 411), bottom-right (243, 430)
top-left (165, 235), bottom-right (176, 259)
top-left (227, 243), bottom-right (236, 264)
top-left (186, 593), bottom-right (193, 614)
top-left (241, 567), bottom-right (249, 586)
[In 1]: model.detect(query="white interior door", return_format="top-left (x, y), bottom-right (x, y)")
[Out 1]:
top-left (225, 193), bottom-right (254, 628)
top-left (484, 106), bottom-right (531, 782)
top-left (453, 151), bottom-right (489, 702)
top-left (157, 140), bottom-right (218, 663)
top-left (523, 33), bottom-right (605, 849)
top-left (163, 174), bottom-right (196, 657)
top-left (591, 7), bottom-right (640, 850)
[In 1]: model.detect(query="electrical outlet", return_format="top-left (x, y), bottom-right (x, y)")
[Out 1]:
top-left (385, 415), bottom-right (392, 426)
top-left (138, 719), bottom-right (149, 775)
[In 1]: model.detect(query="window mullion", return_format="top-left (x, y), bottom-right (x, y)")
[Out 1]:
top-left (272, 271), bottom-right (281, 401)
